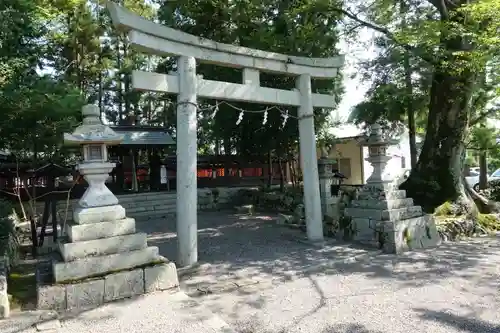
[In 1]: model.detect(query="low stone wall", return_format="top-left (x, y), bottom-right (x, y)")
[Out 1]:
top-left (26, 186), bottom-right (254, 223)
top-left (0, 251), bottom-right (8, 319)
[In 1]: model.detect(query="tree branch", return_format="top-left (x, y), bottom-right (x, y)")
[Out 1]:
top-left (326, 6), bottom-right (438, 66)
top-left (426, 0), bottom-right (450, 19)
top-left (470, 104), bottom-right (500, 126)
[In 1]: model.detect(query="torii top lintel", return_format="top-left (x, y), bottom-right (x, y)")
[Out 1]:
top-left (106, 2), bottom-right (345, 79)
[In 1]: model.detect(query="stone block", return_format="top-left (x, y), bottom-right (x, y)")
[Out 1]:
top-left (350, 198), bottom-right (414, 210)
top-left (345, 206), bottom-right (422, 221)
top-left (378, 214), bottom-right (441, 254)
top-left (66, 279), bottom-right (105, 310)
top-left (144, 262), bottom-right (179, 293)
top-left (67, 218), bottom-right (136, 242)
top-left (104, 269), bottom-right (144, 301)
top-left (37, 284), bottom-right (66, 311)
top-left (53, 246), bottom-right (160, 282)
top-left (59, 232), bottom-right (147, 261)
top-left (351, 218), bottom-right (374, 241)
top-left (357, 188), bottom-right (407, 200)
top-left (73, 204), bottom-right (126, 224)
top-left (382, 206), bottom-right (422, 221)
top-left (35, 319), bottom-right (62, 331)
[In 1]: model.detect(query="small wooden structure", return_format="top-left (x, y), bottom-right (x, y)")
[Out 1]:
top-left (108, 125), bottom-right (175, 192)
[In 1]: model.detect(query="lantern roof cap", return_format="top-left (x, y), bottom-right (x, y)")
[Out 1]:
top-left (64, 104), bottom-right (124, 146)
top-left (360, 123), bottom-right (398, 146)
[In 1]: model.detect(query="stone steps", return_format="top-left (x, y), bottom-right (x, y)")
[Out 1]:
top-left (67, 217), bottom-right (136, 242)
top-left (52, 246), bottom-right (161, 283)
top-left (32, 187), bottom-right (245, 222)
top-left (59, 232), bottom-right (148, 262)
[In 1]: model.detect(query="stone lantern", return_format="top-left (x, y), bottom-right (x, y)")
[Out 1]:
top-left (64, 104), bottom-right (124, 219)
top-left (317, 144), bottom-right (337, 218)
top-left (38, 104), bottom-right (179, 312)
top-left (360, 123), bottom-right (399, 184)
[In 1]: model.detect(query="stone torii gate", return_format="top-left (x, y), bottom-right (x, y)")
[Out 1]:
top-left (107, 2), bottom-right (345, 267)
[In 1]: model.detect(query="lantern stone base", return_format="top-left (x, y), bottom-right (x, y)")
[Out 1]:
top-left (36, 259), bottom-right (179, 311)
top-left (73, 204), bottom-right (126, 224)
top-left (36, 208), bottom-right (180, 311)
top-left (344, 183), bottom-right (441, 254)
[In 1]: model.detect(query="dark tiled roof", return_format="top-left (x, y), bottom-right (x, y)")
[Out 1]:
top-left (113, 130), bottom-right (175, 146)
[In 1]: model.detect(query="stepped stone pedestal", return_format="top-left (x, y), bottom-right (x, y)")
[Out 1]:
top-left (344, 123), bottom-right (440, 253)
top-left (345, 184), bottom-right (441, 253)
top-left (36, 104), bottom-right (180, 312)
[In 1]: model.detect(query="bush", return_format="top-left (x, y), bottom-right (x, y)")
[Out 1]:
top-left (476, 213), bottom-right (500, 233)
top-left (0, 199), bottom-right (15, 240)
top-left (0, 199), bottom-right (19, 265)
top-left (488, 179), bottom-right (500, 202)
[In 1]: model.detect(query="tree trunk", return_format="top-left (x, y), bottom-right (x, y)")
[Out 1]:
top-left (267, 150), bottom-right (273, 188)
top-left (400, 1), bottom-right (418, 168)
top-left (278, 157), bottom-right (285, 191)
top-left (400, 68), bottom-right (477, 214)
top-left (403, 53), bottom-right (418, 168)
top-left (479, 150), bottom-right (488, 189)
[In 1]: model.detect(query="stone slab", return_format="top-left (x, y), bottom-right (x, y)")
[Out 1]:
top-left (350, 198), bottom-right (414, 210)
top-left (344, 206), bottom-right (422, 221)
top-left (67, 218), bottom-right (136, 242)
top-left (59, 232), bottom-right (148, 261)
top-left (104, 269), bottom-right (144, 301)
top-left (66, 279), bottom-right (105, 310)
top-left (73, 204), bottom-right (126, 224)
top-left (378, 214), bottom-right (441, 254)
top-left (53, 246), bottom-right (160, 283)
top-left (357, 189), bottom-right (407, 200)
top-left (351, 218), bottom-right (376, 242)
top-left (144, 262), bottom-right (179, 293)
top-left (37, 284), bottom-right (67, 311)
top-left (35, 319), bottom-right (62, 331)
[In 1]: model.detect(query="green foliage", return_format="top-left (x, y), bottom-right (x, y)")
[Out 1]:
top-left (468, 125), bottom-right (499, 151)
top-left (0, 75), bottom-right (84, 161)
top-left (0, 199), bottom-right (14, 238)
top-left (157, 0), bottom-right (344, 157)
top-left (434, 202), bottom-right (454, 216)
top-left (0, 199), bottom-right (18, 266)
top-left (488, 179), bottom-right (500, 202)
top-left (476, 213), bottom-right (500, 232)
top-left (436, 213), bottom-right (500, 241)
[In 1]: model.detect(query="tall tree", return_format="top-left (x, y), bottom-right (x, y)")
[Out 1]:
top-left (157, 0), bottom-right (344, 162)
top-left (309, 0), bottom-right (500, 213)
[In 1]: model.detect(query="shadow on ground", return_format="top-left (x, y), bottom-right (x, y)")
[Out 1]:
top-left (3, 211), bottom-right (498, 333)
top-left (234, 321), bottom-right (384, 333)
top-left (134, 211), bottom-right (500, 332)
top-left (139, 211), bottom-right (500, 291)
top-left (414, 308), bottom-right (500, 333)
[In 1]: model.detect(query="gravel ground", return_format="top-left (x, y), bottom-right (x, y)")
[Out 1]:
top-left (144, 212), bottom-right (500, 333)
top-left (3, 212), bottom-right (499, 333)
